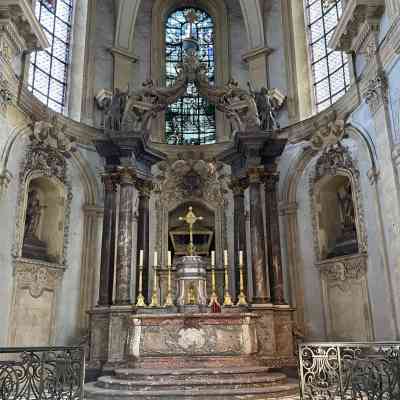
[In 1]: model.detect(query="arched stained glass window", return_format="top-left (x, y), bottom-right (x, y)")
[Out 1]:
top-left (165, 8), bottom-right (216, 145)
top-left (305, 0), bottom-right (350, 112)
top-left (28, 0), bottom-right (74, 113)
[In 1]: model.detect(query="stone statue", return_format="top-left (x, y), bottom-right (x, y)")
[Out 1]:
top-left (104, 88), bottom-right (127, 130)
top-left (248, 84), bottom-right (285, 131)
top-left (338, 182), bottom-right (355, 231)
top-left (24, 190), bottom-right (42, 239)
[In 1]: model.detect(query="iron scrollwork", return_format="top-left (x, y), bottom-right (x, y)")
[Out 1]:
top-left (299, 342), bottom-right (400, 399)
top-left (0, 347), bottom-right (84, 400)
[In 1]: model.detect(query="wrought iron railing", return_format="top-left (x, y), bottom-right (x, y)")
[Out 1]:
top-left (0, 346), bottom-right (84, 400)
top-left (298, 342), bottom-right (400, 399)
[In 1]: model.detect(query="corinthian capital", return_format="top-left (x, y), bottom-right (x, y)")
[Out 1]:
top-left (363, 70), bottom-right (388, 115)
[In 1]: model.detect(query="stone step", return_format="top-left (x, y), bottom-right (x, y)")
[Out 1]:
top-left (96, 372), bottom-right (287, 391)
top-left (85, 381), bottom-right (299, 400)
top-left (114, 366), bottom-right (273, 380)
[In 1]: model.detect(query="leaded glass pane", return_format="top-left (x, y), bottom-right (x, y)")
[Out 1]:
top-left (29, 0), bottom-right (73, 112)
top-left (305, 0), bottom-right (349, 111)
top-left (165, 8), bottom-right (216, 145)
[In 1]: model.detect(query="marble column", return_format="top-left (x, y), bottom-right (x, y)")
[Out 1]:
top-left (98, 171), bottom-right (119, 306)
top-left (135, 178), bottom-right (152, 302)
top-left (115, 168), bottom-right (135, 305)
top-left (264, 173), bottom-right (285, 305)
top-left (248, 167), bottom-right (271, 303)
top-left (230, 178), bottom-right (248, 298)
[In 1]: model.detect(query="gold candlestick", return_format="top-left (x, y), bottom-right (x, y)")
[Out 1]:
top-left (164, 263), bottom-right (174, 307)
top-left (209, 251), bottom-right (220, 306)
top-left (223, 251), bottom-right (233, 307)
top-left (236, 257), bottom-right (248, 306)
top-left (149, 265), bottom-right (159, 307)
top-left (135, 264), bottom-right (146, 307)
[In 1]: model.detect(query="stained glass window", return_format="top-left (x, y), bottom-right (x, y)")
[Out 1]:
top-left (28, 0), bottom-right (74, 113)
top-left (165, 8), bottom-right (216, 145)
top-left (305, 0), bottom-right (350, 112)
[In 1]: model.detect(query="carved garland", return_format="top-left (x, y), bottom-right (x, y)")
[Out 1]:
top-left (12, 122), bottom-right (75, 268)
top-left (309, 143), bottom-right (368, 264)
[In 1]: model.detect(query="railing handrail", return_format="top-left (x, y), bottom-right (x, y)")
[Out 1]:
top-left (298, 340), bottom-right (400, 400)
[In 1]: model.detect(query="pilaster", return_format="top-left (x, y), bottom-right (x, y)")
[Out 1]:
top-left (242, 47), bottom-right (273, 89)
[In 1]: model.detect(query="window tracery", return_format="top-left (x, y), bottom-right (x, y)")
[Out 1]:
top-left (305, 0), bottom-right (350, 111)
top-left (28, 0), bottom-right (74, 113)
top-left (165, 8), bottom-right (216, 145)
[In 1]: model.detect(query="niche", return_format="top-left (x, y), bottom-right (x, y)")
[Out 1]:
top-left (22, 177), bottom-right (66, 264)
top-left (169, 202), bottom-right (215, 260)
top-left (316, 175), bottom-right (358, 260)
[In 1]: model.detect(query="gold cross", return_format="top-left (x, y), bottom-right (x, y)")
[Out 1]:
top-left (179, 206), bottom-right (203, 256)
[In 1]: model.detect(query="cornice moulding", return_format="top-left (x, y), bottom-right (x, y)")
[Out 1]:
top-left (242, 46), bottom-right (273, 63)
top-left (329, 0), bottom-right (385, 53)
top-left (0, 0), bottom-right (49, 51)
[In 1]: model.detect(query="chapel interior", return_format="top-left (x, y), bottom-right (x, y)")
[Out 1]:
top-left (0, 0), bottom-right (400, 399)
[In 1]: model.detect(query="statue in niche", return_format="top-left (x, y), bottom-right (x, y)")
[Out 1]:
top-left (338, 182), bottom-right (356, 232)
top-left (22, 190), bottom-right (50, 261)
top-left (248, 84), bottom-right (285, 131)
top-left (328, 181), bottom-right (358, 258)
top-left (24, 190), bottom-right (42, 239)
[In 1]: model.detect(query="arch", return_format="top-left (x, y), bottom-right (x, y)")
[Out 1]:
top-left (238, 0), bottom-right (264, 49)
top-left (114, 0), bottom-right (264, 68)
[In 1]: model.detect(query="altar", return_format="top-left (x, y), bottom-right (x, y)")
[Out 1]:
top-left (85, 28), bottom-right (298, 398)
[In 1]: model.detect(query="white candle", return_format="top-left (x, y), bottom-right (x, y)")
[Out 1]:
top-left (239, 250), bottom-right (243, 266)
top-left (224, 250), bottom-right (228, 266)
top-left (168, 251), bottom-right (172, 267)
top-left (211, 251), bottom-right (215, 267)
top-left (139, 250), bottom-right (144, 267)
top-left (154, 251), bottom-right (158, 266)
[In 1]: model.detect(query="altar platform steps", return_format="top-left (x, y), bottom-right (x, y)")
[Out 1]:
top-left (84, 366), bottom-right (299, 400)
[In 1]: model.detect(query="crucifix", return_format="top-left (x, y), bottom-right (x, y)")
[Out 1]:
top-left (179, 206), bottom-right (203, 256)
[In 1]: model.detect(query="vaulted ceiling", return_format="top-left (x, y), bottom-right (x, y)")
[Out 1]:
top-left (113, 0), bottom-right (265, 57)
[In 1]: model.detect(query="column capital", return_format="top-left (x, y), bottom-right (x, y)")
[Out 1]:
top-left (229, 177), bottom-right (248, 196)
top-left (101, 171), bottom-right (120, 192)
top-left (116, 166), bottom-right (136, 185)
top-left (263, 173), bottom-right (280, 192)
top-left (134, 177), bottom-right (154, 197)
top-left (247, 166), bottom-right (265, 183)
top-left (362, 70), bottom-right (388, 115)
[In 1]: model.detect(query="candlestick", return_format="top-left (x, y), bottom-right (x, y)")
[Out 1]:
top-left (168, 251), bottom-right (172, 267)
top-left (164, 263), bottom-right (174, 307)
top-left (135, 263), bottom-right (146, 307)
top-left (154, 251), bottom-right (158, 267)
top-left (149, 265), bottom-right (159, 307)
top-left (236, 252), bottom-right (248, 306)
top-left (223, 256), bottom-right (233, 307)
top-left (139, 249), bottom-right (144, 267)
top-left (209, 252), bottom-right (220, 307)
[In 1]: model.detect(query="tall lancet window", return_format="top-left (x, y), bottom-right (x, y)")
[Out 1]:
top-left (28, 0), bottom-right (74, 113)
top-left (165, 8), bottom-right (216, 145)
top-left (305, 0), bottom-right (350, 111)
